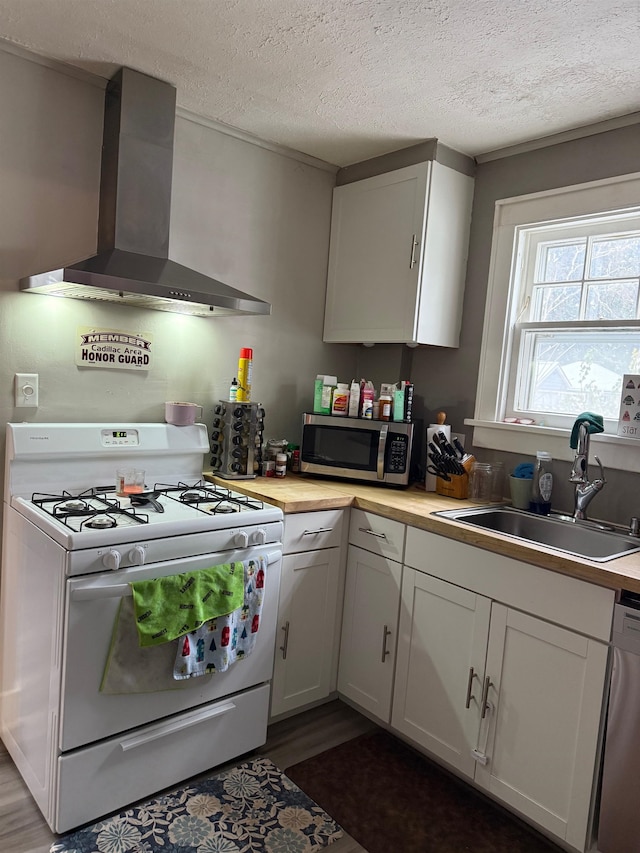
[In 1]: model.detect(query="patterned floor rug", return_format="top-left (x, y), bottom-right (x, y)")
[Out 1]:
top-left (50, 757), bottom-right (343, 853)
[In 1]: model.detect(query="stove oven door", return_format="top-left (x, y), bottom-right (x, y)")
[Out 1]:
top-left (61, 546), bottom-right (281, 751)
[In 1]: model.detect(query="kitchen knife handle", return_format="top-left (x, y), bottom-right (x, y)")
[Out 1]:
top-left (453, 437), bottom-right (466, 459)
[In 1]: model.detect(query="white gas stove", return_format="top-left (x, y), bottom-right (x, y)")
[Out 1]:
top-left (5, 422), bottom-right (283, 572)
top-left (1, 422), bottom-right (283, 832)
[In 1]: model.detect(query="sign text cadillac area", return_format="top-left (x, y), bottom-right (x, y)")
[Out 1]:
top-left (76, 327), bottom-right (154, 371)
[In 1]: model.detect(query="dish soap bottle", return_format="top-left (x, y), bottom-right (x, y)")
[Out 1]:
top-left (529, 451), bottom-right (553, 515)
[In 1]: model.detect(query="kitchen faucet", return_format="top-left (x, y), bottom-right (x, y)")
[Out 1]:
top-left (569, 421), bottom-right (606, 520)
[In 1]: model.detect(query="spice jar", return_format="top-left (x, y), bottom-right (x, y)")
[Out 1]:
top-left (275, 453), bottom-right (287, 478)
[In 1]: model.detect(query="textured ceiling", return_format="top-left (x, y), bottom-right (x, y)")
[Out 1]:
top-left (0, 0), bottom-right (639, 166)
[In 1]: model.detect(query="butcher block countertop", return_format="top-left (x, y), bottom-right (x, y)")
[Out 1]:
top-left (204, 472), bottom-right (640, 595)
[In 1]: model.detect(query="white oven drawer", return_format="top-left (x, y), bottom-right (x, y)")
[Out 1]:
top-left (55, 683), bottom-right (269, 833)
top-left (283, 509), bottom-right (345, 553)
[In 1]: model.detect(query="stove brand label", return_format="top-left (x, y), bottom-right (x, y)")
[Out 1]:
top-left (76, 326), bottom-right (153, 371)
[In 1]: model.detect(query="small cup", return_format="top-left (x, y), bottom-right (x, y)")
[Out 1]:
top-left (165, 401), bottom-right (203, 426)
top-left (116, 469), bottom-right (145, 496)
top-left (509, 475), bottom-right (533, 510)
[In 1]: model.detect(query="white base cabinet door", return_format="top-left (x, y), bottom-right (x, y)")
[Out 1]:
top-left (391, 569), bottom-right (491, 778)
top-left (475, 605), bottom-right (608, 852)
top-left (270, 548), bottom-right (342, 717)
top-left (337, 544), bottom-right (401, 723)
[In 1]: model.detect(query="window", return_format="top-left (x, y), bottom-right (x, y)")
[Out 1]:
top-left (471, 172), bottom-right (640, 472)
top-left (506, 212), bottom-right (640, 427)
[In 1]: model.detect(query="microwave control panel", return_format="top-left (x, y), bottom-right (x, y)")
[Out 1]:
top-left (386, 433), bottom-right (408, 473)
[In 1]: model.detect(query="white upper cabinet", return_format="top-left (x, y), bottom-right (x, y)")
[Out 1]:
top-left (323, 161), bottom-right (474, 346)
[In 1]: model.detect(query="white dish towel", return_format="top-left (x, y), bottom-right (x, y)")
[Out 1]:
top-left (173, 555), bottom-right (266, 679)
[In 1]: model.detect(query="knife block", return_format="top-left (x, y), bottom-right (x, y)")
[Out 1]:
top-left (436, 473), bottom-right (469, 499)
top-left (210, 401), bottom-right (264, 479)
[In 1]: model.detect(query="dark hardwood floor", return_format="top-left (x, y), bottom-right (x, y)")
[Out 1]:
top-left (0, 699), bottom-right (376, 853)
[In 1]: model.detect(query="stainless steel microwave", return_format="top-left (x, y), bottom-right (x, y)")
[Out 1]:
top-left (301, 413), bottom-right (416, 486)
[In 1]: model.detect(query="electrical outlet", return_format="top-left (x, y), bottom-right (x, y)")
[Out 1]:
top-left (15, 373), bottom-right (39, 407)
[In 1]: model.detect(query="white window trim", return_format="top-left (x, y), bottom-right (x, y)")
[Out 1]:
top-left (468, 171), bottom-right (640, 473)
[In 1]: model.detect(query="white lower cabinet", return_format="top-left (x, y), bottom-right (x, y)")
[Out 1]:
top-left (392, 526), bottom-right (614, 853)
top-left (270, 509), bottom-right (345, 718)
top-left (338, 545), bottom-right (402, 722)
top-left (391, 569), bottom-right (491, 777)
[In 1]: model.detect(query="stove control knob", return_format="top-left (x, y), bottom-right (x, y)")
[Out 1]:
top-left (129, 545), bottom-right (146, 566)
top-left (234, 530), bottom-right (249, 548)
top-left (253, 528), bottom-right (268, 545)
top-left (103, 549), bottom-right (122, 571)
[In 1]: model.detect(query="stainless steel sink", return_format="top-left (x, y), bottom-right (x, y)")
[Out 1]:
top-left (433, 505), bottom-right (640, 562)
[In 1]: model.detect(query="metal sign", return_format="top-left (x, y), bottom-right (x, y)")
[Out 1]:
top-left (76, 326), bottom-right (153, 371)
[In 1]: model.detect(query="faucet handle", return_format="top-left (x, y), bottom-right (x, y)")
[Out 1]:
top-left (593, 455), bottom-right (606, 484)
top-left (630, 517), bottom-right (640, 537)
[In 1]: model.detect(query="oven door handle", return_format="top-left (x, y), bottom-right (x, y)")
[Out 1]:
top-left (119, 701), bottom-right (236, 751)
top-left (71, 584), bottom-right (132, 600)
top-left (70, 550), bottom-right (281, 601)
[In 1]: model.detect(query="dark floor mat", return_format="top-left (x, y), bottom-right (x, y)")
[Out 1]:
top-left (286, 728), bottom-right (563, 853)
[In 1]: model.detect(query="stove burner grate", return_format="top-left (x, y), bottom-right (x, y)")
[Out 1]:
top-left (31, 491), bottom-right (150, 530)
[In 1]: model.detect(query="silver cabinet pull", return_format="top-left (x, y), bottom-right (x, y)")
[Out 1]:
top-left (481, 675), bottom-right (493, 718)
top-left (302, 528), bottom-right (333, 535)
top-left (409, 234), bottom-right (419, 268)
top-left (279, 621), bottom-right (290, 660)
top-left (465, 667), bottom-right (478, 709)
top-left (358, 527), bottom-right (387, 539)
top-left (381, 625), bottom-right (392, 663)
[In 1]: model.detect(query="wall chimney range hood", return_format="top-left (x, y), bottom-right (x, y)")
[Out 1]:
top-left (20, 68), bottom-right (271, 317)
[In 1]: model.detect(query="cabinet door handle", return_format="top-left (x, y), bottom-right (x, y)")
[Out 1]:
top-left (302, 528), bottom-right (333, 535)
top-left (359, 527), bottom-right (387, 539)
top-left (381, 625), bottom-right (392, 663)
top-left (465, 667), bottom-right (478, 709)
top-left (409, 234), bottom-right (419, 268)
top-left (481, 675), bottom-right (493, 718)
top-left (279, 621), bottom-right (290, 660)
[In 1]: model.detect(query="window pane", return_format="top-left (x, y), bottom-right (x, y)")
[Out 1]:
top-left (532, 284), bottom-right (581, 321)
top-left (585, 280), bottom-right (639, 320)
top-left (538, 242), bottom-right (586, 282)
top-left (589, 236), bottom-right (640, 278)
top-left (517, 330), bottom-right (640, 418)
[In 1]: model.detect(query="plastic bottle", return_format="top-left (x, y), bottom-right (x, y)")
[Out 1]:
top-left (331, 383), bottom-right (350, 416)
top-left (229, 377), bottom-right (239, 402)
top-left (237, 348), bottom-right (253, 402)
top-left (379, 393), bottom-right (393, 421)
top-left (529, 451), bottom-right (553, 515)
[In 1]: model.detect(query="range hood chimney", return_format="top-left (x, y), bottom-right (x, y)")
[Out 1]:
top-left (20, 67), bottom-right (271, 317)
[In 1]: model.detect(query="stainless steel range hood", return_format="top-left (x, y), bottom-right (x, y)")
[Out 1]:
top-left (20, 68), bottom-right (271, 318)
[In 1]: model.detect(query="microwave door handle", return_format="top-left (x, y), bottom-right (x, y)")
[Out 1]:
top-left (377, 424), bottom-right (388, 480)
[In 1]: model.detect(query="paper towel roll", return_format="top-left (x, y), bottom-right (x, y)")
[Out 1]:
top-left (425, 422), bottom-right (451, 492)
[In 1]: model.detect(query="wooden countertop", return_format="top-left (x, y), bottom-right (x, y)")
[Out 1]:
top-left (204, 472), bottom-right (640, 595)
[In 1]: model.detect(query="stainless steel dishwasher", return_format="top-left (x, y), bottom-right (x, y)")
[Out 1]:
top-left (598, 595), bottom-right (640, 853)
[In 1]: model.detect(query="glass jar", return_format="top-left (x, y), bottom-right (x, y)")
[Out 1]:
top-left (469, 462), bottom-right (494, 503)
top-left (490, 461), bottom-right (505, 502)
